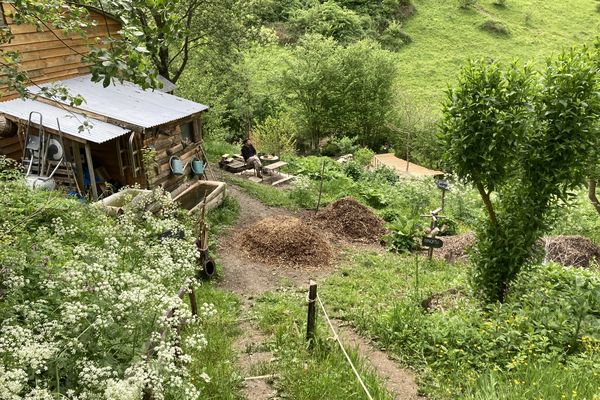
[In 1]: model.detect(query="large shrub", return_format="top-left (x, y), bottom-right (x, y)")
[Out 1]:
top-left (441, 45), bottom-right (600, 302)
top-left (282, 35), bottom-right (397, 150)
top-left (289, 1), bottom-right (366, 43)
top-left (252, 112), bottom-right (297, 157)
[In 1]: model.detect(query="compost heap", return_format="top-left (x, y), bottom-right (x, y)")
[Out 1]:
top-left (434, 233), bottom-right (600, 268)
top-left (543, 235), bottom-right (600, 268)
top-left (314, 197), bottom-right (387, 243)
top-left (240, 216), bottom-right (333, 267)
top-left (435, 233), bottom-right (476, 263)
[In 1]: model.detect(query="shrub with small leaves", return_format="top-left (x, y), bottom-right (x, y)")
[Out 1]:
top-left (480, 19), bottom-right (510, 36)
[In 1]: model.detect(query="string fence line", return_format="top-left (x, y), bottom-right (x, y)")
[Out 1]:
top-left (315, 293), bottom-right (375, 400)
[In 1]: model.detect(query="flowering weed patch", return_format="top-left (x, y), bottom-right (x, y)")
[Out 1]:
top-left (0, 176), bottom-right (217, 399)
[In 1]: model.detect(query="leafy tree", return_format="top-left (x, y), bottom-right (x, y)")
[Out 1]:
top-left (281, 34), bottom-right (342, 150)
top-left (252, 112), bottom-right (297, 157)
top-left (281, 34), bottom-right (397, 150)
top-left (441, 46), bottom-right (600, 302)
top-left (289, 1), bottom-right (365, 43)
top-left (101, 0), bottom-right (250, 83)
top-left (337, 39), bottom-right (397, 148)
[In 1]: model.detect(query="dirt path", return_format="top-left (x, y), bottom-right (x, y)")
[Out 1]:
top-left (334, 322), bottom-right (424, 400)
top-left (215, 182), bottom-right (423, 400)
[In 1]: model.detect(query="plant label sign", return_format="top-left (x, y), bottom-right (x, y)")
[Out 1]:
top-left (422, 236), bottom-right (443, 248)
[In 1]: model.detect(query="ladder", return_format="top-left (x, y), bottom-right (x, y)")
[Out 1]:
top-left (116, 132), bottom-right (142, 182)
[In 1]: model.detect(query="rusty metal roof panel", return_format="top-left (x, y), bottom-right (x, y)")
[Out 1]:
top-left (0, 98), bottom-right (130, 143)
top-left (28, 75), bottom-right (208, 129)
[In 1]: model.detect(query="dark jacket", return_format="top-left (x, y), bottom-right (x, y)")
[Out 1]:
top-left (241, 144), bottom-right (257, 161)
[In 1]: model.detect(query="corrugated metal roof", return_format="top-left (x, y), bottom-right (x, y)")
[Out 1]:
top-left (0, 98), bottom-right (130, 144)
top-left (157, 75), bottom-right (177, 93)
top-left (28, 75), bottom-right (208, 129)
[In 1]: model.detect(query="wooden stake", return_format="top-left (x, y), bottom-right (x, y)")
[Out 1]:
top-left (189, 284), bottom-right (198, 316)
top-left (84, 142), bottom-right (98, 200)
top-left (315, 160), bottom-right (325, 214)
top-left (306, 280), bottom-right (317, 348)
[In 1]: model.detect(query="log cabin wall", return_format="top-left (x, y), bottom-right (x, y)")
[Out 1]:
top-left (0, 118), bottom-right (22, 160)
top-left (144, 115), bottom-right (205, 194)
top-left (0, 4), bottom-right (122, 100)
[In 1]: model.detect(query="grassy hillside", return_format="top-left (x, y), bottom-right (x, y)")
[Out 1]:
top-left (396, 0), bottom-right (600, 109)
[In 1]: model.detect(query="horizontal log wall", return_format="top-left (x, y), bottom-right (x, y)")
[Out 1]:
top-left (0, 4), bottom-right (121, 99)
top-left (144, 116), bottom-right (206, 194)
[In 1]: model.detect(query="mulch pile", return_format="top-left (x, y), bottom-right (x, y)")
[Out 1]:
top-left (434, 233), bottom-right (476, 263)
top-left (543, 235), bottom-right (600, 268)
top-left (239, 216), bottom-right (333, 267)
top-left (433, 233), bottom-right (600, 268)
top-left (313, 197), bottom-right (387, 243)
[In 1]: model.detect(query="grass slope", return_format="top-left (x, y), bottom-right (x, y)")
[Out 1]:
top-left (397, 0), bottom-right (600, 109)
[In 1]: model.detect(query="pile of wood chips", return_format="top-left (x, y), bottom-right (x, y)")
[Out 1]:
top-left (434, 233), bottom-right (600, 269)
top-left (434, 232), bottom-right (476, 263)
top-left (314, 197), bottom-right (387, 243)
top-left (240, 216), bottom-right (333, 267)
top-left (543, 235), bottom-right (600, 268)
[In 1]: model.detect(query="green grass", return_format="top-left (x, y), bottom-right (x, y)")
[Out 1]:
top-left (316, 249), bottom-right (600, 399)
top-left (183, 195), bottom-right (243, 399)
top-left (252, 289), bottom-right (396, 400)
top-left (397, 0), bottom-right (600, 110)
top-left (225, 175), bottom-right (303, 209)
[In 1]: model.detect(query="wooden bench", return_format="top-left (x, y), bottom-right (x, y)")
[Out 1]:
top-left (263, 161), bottom-right (287, 175)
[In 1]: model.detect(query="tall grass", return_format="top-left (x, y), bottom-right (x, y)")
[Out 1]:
top-left (253, 290), bottom-right (396, 400)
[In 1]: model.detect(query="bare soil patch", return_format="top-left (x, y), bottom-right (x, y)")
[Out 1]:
top-left (239, 216), bottom-right (333, 268)
top-left (313, 197), bottom-right (387, 243)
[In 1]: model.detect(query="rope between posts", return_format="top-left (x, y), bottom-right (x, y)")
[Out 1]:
top-left (315, 293), bottom-right (375, 400)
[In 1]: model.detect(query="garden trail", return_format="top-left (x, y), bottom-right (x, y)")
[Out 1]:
top-left (216, 183), bottom-right (423, 400)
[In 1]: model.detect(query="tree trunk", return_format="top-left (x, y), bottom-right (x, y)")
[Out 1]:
top-left (475, 182), bottom-right (498, 226)
top-left (588, 179), bottom-right (600, 215)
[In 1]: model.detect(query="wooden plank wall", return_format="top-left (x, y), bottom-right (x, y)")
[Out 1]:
top-left (144, 117), bottom-right (206, 194)
top-left (0, 4), bottom-right (122, 99)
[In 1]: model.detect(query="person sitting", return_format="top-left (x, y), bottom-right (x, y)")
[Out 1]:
top-left (241, 138), bottom-right (262, 178)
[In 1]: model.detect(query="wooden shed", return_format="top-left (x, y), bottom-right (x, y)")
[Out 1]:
top-left (0, 3), bottom-right (214, 200)
top-left (0, 75), bottom-right (210, 199)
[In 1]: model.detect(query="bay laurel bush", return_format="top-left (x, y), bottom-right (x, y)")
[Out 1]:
top-left (0, 181), bottom-right (216, 399)
top-left (442, 44), bottom-right (600, 302)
